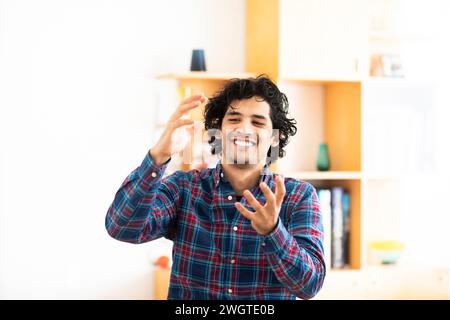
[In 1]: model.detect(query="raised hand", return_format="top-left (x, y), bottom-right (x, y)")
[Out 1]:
top-left (235, 175), bottom-right (286, 235)
top-left (150, 93), bottom-right (206, 165)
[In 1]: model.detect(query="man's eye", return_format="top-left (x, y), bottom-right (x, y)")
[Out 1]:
top-left (228, 118), bottom-right (239, 122)
top-left (253, 122), bottom-right (264, 126)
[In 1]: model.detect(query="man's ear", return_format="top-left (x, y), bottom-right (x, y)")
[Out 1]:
top-left (270, 129), bottom-right (280, 147)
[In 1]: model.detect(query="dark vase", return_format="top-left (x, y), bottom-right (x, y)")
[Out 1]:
top-left (190, 49), bottom-right (207, 71)
top-left (317, 143), bottom-right (330, 171)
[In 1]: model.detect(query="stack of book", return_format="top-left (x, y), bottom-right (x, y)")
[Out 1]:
top-left (317, 187), bottom-right (350, 270)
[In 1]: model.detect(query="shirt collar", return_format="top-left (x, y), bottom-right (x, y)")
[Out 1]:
top-left (213, 161), bottom-right (272, 188)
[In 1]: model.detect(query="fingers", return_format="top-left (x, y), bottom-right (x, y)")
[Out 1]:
top-left (175, 100), bottom-right (203, 118)
top-left (180, 93), bottom-right (205, 105)
top-left (234, 202), bottom-right (255, 221)
top-left (243, 190), bottom-right (264, 211)
top-left (274, 175), bottom-right (286, 207)
top-left (259, 182), bottom-right (276, 206)
top-left (171, 94), bottom-right (208, 122)
top-left (172, 118), bottom-right (194, 129)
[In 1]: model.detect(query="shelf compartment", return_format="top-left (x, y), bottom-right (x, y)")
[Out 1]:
top-left (304, 179), bottom-right (362, 270)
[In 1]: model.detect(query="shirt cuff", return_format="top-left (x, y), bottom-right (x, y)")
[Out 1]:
top-left (260, 219), bottom-right (290, 256)
top-left (137, 151), bottom-right (170, 185)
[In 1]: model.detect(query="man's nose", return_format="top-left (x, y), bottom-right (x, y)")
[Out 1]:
top-left (238, 119), bottom-right (254, 133)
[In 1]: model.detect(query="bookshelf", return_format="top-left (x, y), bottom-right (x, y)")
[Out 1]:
top-left (156, 0), bottom-right (366, 271)
top-left (155, 0), bottom-right (436, 283)
top-left (244, 0), bottom-right (366, 270)
top-left (245, 0), bottom-right (435, 275)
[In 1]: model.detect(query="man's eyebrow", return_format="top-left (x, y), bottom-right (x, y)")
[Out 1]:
top-left (225, 111), bottom-right (242, 116)
top-left (225, 111), bottom-right (267, 121)
top-left (252, 114), bottom-right (267, 121)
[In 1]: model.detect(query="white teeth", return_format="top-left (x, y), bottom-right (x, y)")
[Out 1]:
top-left (235, 140), bottom-right (251, 147)
top-left (234, 139), bottom-right (256, 147)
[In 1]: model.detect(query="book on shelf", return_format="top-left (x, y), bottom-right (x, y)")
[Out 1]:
top-left (316, 186), bottom-right (351, 270)
top-left (342, 191), bottom-right (350, 267)
top-left (331, 187), bottom-right (345, 269)
top-left (317, 189), bottom-right (332, 270)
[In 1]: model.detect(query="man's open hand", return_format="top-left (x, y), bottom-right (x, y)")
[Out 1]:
top-left (235, 175), bottom-right (286, 236)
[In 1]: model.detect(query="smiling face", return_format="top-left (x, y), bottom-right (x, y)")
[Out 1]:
top-left (221, 96), bottom-right (274, 168)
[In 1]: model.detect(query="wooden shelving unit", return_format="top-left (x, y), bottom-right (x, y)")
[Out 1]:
top-left (246, 0), bottom-right (365, 270)
top-left (155, 0), bottom-right (434, 278)
top-left (155, 0), bottom-right (365, 270)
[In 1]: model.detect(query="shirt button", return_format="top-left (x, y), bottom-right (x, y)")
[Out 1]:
top-left (227, 195), bottom-right (233, 201)
top-left (262, 242), bottom-right (266, 246)
top-left (228, 289), bottom-right (233, 294)
top-left (151, 172), bottom-right (157, 178)
top-left (231, 259), bottom-right (235, 264)
top-left (220, 173), bottom-right (224, 178)
top-left (233, 226), bottom-right (238, 232)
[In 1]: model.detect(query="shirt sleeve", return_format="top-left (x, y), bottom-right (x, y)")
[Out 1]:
top-left (105, 152), bottom-right (183, 244)
top-left (260, 182), bottom-right (326, 300)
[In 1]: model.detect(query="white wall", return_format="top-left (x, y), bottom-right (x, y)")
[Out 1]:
top-left (0, 0), bottom-right (245, 299)
top-left (394, 0), bottom-right (450, 268)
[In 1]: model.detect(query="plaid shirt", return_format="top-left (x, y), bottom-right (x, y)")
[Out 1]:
top-left (105, 152), bottom-right (326, 300)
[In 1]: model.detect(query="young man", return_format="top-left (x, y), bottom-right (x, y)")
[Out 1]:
top-left (105, 75), bottom-right (326, 300)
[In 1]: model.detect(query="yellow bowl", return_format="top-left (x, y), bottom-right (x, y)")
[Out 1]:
top-left (369, 241), bottom-right (405, 265)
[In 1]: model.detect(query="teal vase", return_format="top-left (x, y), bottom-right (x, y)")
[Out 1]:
top-left (317, 143), bottom-right (330, 171)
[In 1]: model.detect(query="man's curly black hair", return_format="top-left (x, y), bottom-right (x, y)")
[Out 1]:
top-left (203, 75), bottom-right (297, 164)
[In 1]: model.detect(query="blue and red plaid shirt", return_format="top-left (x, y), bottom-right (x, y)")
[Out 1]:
top-left (105, 152), bottom-right (326, 300)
